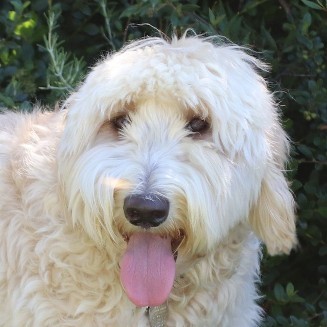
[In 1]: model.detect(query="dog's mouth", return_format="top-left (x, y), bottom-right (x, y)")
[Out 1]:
top-left (120, 230), bottom-right (184, 307)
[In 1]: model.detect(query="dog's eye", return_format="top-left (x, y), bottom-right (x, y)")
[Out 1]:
top-left (112, 114), bottom-right (130, 130)
top-left (186, 117), bottom-right (210, 134)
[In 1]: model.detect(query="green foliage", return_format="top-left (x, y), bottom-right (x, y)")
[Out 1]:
top-left (40, 10), bottom-right (86, 100)
top-left (0, 0), bottom-right (48, 109)
top-left (0, 0), bottom-right (326, 325)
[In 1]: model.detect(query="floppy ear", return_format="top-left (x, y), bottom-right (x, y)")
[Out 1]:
top-left (249, 124), bottom-right (297, 255)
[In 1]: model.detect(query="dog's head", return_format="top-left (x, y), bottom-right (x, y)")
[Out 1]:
top-left (57, 35), bottom-right (297, 307)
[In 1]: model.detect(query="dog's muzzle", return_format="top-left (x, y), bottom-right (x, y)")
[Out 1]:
top-left (123, 193), bottom-right (169, 228)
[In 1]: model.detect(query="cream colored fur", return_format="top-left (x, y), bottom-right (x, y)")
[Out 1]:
top-left (0, 34), bottom-right (296, 326)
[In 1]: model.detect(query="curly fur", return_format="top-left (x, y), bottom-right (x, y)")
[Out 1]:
top-left (0, 34), bottom-right (297, 326)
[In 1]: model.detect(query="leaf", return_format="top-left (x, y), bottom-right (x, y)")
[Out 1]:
top-left (8, 11), bottom-right (16, 21)
top-left (297, 144), bottom-right (313, 158)
top-left (302, 12), bottom-right (312, 33)
top-left (261, 25), bottom-right (278, 51)
top-left (240, 0), bottom-right (269, 14)
top-left (0, 93), bottom-right (15, 107)
top-left (274, 283), bottom-right (286, 302)
top-left (14, 18), bottom-right (37, 39)
top-left (209, 8), bottom-right (215, 24)
top-left (301, 0), bottom-right (324, 10)
top-left (286, 282), bottom-right (295, 296)
top-left (296, 33), bottom-right (313, 49)
top-left (119, 5), bottom-right (140, 18)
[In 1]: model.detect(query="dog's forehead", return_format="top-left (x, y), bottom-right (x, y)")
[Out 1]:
top-left (87, 37), bottom-right (268, 127)
top-left (91, 39), bottom-right (221, 108)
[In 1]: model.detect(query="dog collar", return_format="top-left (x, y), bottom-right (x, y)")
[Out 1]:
top-left (148, 303), bottom-right (168, 327)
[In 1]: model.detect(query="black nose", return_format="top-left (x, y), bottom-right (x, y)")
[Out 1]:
top-left (123, 194), bottom-right (169, 228)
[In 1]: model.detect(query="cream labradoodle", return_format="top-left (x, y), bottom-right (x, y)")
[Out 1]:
top-left (0, 34), bottom-right (297, 326)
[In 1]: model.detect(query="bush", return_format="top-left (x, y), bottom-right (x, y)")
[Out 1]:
top-left (0, 1), bottom-right (326, 325)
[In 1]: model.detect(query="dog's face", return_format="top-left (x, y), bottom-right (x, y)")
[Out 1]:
top-left (58, 36), bottom-right (296, 307)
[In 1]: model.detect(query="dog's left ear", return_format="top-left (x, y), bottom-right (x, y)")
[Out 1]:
top-left (249, 125), bottom-right (297, 255)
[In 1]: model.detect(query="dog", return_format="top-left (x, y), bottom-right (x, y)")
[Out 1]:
top-left (0, 34), bottom-right (297, 326)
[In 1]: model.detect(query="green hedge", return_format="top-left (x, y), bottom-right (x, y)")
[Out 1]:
top-left (0, 1), bottom-right (326, 326)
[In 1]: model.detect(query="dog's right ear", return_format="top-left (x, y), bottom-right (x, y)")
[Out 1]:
top-left (249, 126), bottom-right (297, 256)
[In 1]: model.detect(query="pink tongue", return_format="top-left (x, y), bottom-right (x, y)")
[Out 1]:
top-left (120, 232), bottom-right (175, 307)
